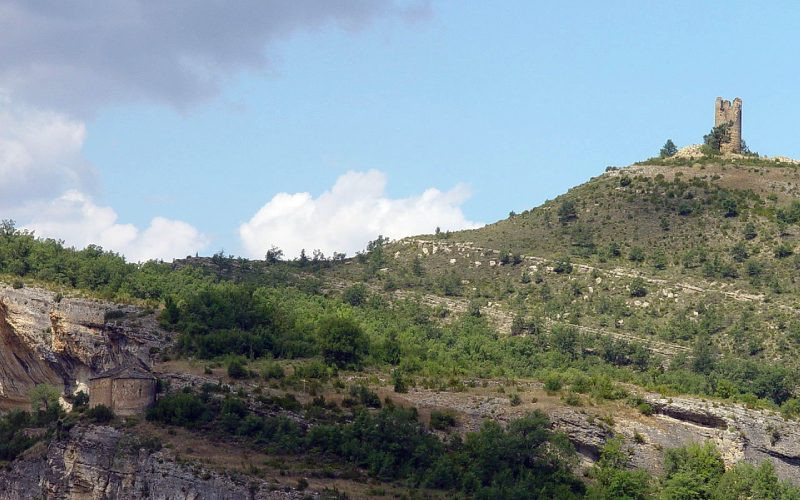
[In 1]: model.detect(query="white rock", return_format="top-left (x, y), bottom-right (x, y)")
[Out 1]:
top-left (449, 258), bottom-right (457, 264)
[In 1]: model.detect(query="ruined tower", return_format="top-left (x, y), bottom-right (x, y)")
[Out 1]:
top-left (714, 97), bottom-right (742, 154)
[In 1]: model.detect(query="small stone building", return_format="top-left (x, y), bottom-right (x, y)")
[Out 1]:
top-left (89, 366), bottom-right (157, 416)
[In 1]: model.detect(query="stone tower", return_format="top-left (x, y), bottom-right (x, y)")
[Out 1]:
top-left (714, 97), bottom-right (742, 154)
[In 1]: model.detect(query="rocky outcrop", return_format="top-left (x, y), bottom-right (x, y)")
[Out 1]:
top-left (400, 386), bottom-right (800, 484)
top-left (638, 394), bottom-right (800, 482)
top-left (0, 424), bottom-right (309, 500)
top-left (0, 284), bottom-right (168, 405)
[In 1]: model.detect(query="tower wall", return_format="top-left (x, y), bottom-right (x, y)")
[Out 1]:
top-left (714, 97), bottom-right (742, 154)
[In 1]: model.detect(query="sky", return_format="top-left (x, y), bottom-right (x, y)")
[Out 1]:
top-left (2, 1), bottom-right (800, 261)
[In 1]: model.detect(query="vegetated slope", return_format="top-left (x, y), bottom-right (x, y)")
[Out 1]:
top-left (325, 156), bottom-right (800, 410)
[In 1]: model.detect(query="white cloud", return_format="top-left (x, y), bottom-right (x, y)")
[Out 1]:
top-left (19, 190), bottom-right (208, 263)
top-left (239, 170), bottom-right (482, 258)
top-left (0, 99), bottom-right (94, 205)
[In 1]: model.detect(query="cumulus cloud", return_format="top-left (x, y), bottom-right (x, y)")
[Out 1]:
top-left (0, 98), bottom-right (94, 205)
top-left (0, 0), bottom-right (429, 114)
top-left (18, 190), bottom-right (208, 263)
top-left (239, 170), bottom-right (482, 258)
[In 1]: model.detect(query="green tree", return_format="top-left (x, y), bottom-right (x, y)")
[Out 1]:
top-left (588, 437), bottom-right (652, 499)
top-left (558, 200), bottom-right (578, 224)
top-left (30, 384), bottom-right (60, 414)
top-left (317, 315), bottom-right (369, 369)
top-left (714, 461), bottom-right (800, 499)
top-left (661, 442), bottom-right (725, 499)
top-left (660, 139), bottom-right (678, 158)
top-left (703, 123), bottom-right (731, 153)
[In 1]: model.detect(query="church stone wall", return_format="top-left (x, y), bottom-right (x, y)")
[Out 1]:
top-left (89, 378), bottom-right (113, 409)
top-left (111, 378), bottom-right (156, 416)
top-left (89, 376), bottom-right (155, 416)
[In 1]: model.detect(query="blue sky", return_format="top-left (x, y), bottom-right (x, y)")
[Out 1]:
top-left (2, 1), bottom-right (800, 260)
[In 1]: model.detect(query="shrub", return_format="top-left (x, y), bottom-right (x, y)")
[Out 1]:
top-left (147, 390), bottom-right (210, 428)
top-left (544, 374), bottom-right (563, 393)
top-left (342, 284), bottom-right (368, 306)
top-left (86, 404), bottom-right (115, 423)
top-left (509, 393), bottom-right (522, 406)
top-left (392, 370), bottom-right (408, 394)
top-left (628, 247), bottom-right (645, 263)
top-left (260, 363), bottom-right (284, 380)
top-left (660, 139), bottom-right (677, 158)
top-left (558, 200), bottom-right (578, 224)
top-left (317, 316), bottom-right (369, 369)
top-left (629, 278), bottom-right (647, 297)
top-left (346, 385), bottom-right (381, 409)
top-left (12, 280), bottom-right (23, 289)
top-left (227, 358), bottom-right (250, 379)
top-left (774, 243), bottom-right (793, 258)
top-left (429, 410), bottom-right (457, 430)
top-left (743, 222), bottom-right (757, 240)
top-left (72, 391), bottom-right (89, 411)
top-left (552, 258), bottom-right (573, 274)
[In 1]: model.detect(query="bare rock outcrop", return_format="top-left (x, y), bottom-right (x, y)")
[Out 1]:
top-left (0, 284), bottom-right (168, 405)
top-left (400, 387), bottom-right (800, 484)
top-left (0, 424), bottom-right (308, 500)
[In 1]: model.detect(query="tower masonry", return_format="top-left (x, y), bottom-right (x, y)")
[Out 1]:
top-left (714, 97), bottom-right (742, 154)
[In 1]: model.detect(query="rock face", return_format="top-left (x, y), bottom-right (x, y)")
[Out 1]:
top-left (0, 424), bottom-right (307, 500)
top-left (0, 284), bottom-right (167, 405)
top-left (400, 386), bottom-right (800, 484)
top-left (638, 394), bottom-right (800, 481)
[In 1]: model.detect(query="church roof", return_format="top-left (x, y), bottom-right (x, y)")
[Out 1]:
top-left (89, 365), bottom-right (156, 381)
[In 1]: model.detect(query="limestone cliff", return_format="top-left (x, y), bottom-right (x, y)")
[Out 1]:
top-left (0, 284), bottom-right (167, 406)
top-left (0, 424), bottom-right (308, 500)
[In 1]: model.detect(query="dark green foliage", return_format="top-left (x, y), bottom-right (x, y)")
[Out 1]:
top-left (342, 284), bottom-right (368, 306)
top-left (227, 358), bottom-right (250, 379)
top-left (147, 390), bottom-right (212, 428)
top-left (777, 201), bottom-right (800, 225)
top-left (660, 139), bottom-right (677, 158)
top-left (703, 123), bottom-right (731, 153)
top-left (662, 442), bottom-right (725, 499)
top-left (85, 404), bottom-right (115, 423)
top-left (438, 412), bottom-right (584, 498)
top-left (317, 315), bottom-right (368, 369)
top-left (392, 369), bottom-right (408, 393)
top-left (309, 405), bottom-right (442, 481)
top-left (429, 410), bottom-right (457, 430)
top-left (553, 258), bottom-right (573, 274)
top-left (743, 222), bottom-right (757, 240)
top-left (628, 247), bottom-right (645, 263)
top-left (719, 196), bottom-right (739, 217)
top-left (714, 461), bottom-right (800, 499)
top-left (0, 410), bottom-right (40, 461)
top-left (588, 437), bottom-right (651, 499)
top-left (72, 391), bottom-right (89, 410)
top-left (164, 284), bottom-right (317, 360)
top-left (775, 243), bottom-right (794, 258)
top-left (345, 385), bottom-right (381, 408)
top-left (629, 278), bottom-right (647, 297)
top-left (558, 200), bottom-right (578, 224)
